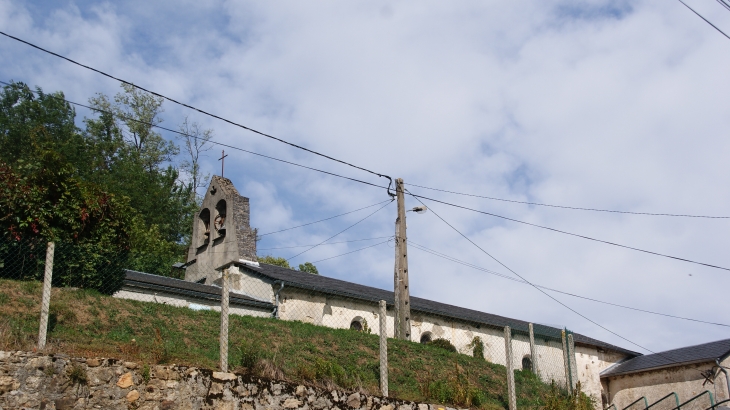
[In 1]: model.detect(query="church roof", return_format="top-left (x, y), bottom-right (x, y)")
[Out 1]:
top-left (123, 270), bottom-right (274, 310)
top-left (600, 338), bottom-right (730, 378)
top-left (240, 262), bottom-right (639, 356)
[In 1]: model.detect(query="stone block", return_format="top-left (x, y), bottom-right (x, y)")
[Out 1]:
top-left (127, 389), bottom-right (140, 402)
top-left (212, 371), bottom-right (237, 381)
top-left (347, 393), bottom-right (361, 408)
top-left (86, 358), bottom-right (101, 367)
top-left (0, 375), bottom-right (20, 393)
top-left (116, 372), bottom-right (134, 389)
top-left (284, 398), bottom-right (302, 408)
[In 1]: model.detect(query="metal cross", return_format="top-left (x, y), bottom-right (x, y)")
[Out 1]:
top-left (218, 150), bottom-right (228, 177)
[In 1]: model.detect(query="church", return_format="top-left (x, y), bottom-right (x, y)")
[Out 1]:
top-left (113, 176), bottom-right (730, 408)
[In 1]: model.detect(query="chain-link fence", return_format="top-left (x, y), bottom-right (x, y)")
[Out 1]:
top-left (0, 236), bottom-right (583, 409)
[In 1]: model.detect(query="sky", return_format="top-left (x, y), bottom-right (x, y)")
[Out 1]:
top-left (1, 0), bottom-right (730, 354)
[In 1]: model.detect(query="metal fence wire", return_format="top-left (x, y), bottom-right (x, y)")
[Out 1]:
top-left (0, 236), bottom-right (583, 409)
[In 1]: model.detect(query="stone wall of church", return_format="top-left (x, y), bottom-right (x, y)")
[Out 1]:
top-left (185, 176), bottom-right (257, 285)
top-left (233, 194), bottom-right (257, 263)
top-left (603, 357), bottom-right (730, 410)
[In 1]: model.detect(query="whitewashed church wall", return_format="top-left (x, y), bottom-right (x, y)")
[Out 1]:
top-left (575, 345), bottom-right (630, 407)
top-left (113, 289), bottom-right (271, 318)
top-left (227, 267), bottom-right (274, 303)
top-left (533, 337), bottom-right (569, 386)
top-left (278, 289), bottom-right (394, 335)
top-left (511, 333), bottom-right (533, 371)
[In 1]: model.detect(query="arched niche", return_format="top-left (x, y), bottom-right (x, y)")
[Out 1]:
top-left (214, 199), bottom-right (227, 238)
top-left (522, 355), bottom-right (533, 372)
top-left (420, 331), bottom-right (433, 344)
top-left (198, 208), bottom-right (211, 246)
top-left (350, 316), bottom-right (364, 331)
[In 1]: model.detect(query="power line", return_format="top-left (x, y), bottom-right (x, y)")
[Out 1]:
top-left (258, 201), bottom-right (392, 237)
top-left (311, 239), bottom-right (391, 264)
top-left (0, 80), bottom-right (391, 193)
top-left (0, 31), bottom-right (396, 194)
top-left (258, 236), bottom-right (392, 250)
top-left (408, 240), bottom-right (730, 328)
top-left (410, 191), bottom-right (730, 375)
top-left (406, 191), bottom-right (730, 272)
top-left (406, 183), bottom-right (730, 219)
top-left (717, 0), bottom-right (730, 12)
top-left (286, 200), bottom-right (394, 261)
top-left (407, 189), bottom-right (664, 355)
top-left (677, 0), bottom-right (730, 40)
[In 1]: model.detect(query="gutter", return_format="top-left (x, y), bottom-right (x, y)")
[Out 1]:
top-left (272, 281), bottom-right (285, 319)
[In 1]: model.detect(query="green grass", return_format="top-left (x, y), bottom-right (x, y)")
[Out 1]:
top-left (0, 278), bottom-right (585, 409)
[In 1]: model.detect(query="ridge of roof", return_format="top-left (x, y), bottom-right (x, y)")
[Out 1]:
top-left (601, 338), bottom-right (730, 378)
top-left (241, 262), bottom-right (639, 356)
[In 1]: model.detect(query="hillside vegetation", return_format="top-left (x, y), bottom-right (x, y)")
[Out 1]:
top-left (0, 279), bottom-right (592, 409)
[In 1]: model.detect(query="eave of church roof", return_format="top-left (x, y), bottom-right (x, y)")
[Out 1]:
top-left (124, 270), bottom-right (274, 309)
top-left (600, 338), bottom-right (730, 378)
top-left (239, 262), bottom-right (639, 356)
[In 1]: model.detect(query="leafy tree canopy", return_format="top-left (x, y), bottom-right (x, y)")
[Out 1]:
top-left (0, 81), bottom-right (200, 282)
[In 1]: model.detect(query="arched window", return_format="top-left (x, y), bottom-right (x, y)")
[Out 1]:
top-left (350, 317), bottom-right (363, 331)
top-left (214, 199), bottom-right (227, 237)
top-left (522, 355), bottom-right (533, 372)
top-left (198, 208), bottom-right (211, 246)
top-left (420, 332), bottom-right (433, 344)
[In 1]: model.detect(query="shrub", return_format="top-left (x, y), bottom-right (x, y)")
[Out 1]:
top-left (428, 338), bottom-right (457, 352)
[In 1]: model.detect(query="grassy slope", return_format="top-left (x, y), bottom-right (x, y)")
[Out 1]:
top-left (0, 279), bottom-right (577, 409)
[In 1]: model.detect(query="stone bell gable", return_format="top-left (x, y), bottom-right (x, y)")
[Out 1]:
top-left (184, 176), bottom-right (258, 284)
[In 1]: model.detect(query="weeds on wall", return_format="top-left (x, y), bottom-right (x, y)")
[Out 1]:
top-left (469, 336), bottom-right (485, 360)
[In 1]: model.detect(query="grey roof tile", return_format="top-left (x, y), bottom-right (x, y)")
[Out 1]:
top-left (243, 262), bottom-right (639, 355)
top-left (124, 270), bottom-right (273, 309)
top-left (601, 338), bottom-right (730, 377)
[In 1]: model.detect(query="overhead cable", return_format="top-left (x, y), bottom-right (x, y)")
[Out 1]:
top-left (0, 32), bottom-right (396, 195)
top-left (677, 0), bottom-right (730, 40)
top-left (406, 183), bottom-right (730, 219)
top-left (407, 189), bottom-right (663, 355)
top-left (258, 201), bottom-right (392, 237)
top-left (0, 80), bottom-right (390, 192)
top-left (408, 240), bottom-right (730, 328)
top-left (286, 200), bottom-right (394, 261)
top-left (310, 239), bottom-right (391, 264)
top-left (406, 191), bottom-right (730, 272)
top-left (258, 236), bottom-right (392, 250)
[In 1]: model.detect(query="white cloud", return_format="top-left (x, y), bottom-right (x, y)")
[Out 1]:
top-left (2, 0), bottom-right (730, 352)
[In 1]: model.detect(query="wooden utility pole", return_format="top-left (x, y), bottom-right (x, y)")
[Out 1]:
top-left (393, 178), bottom-right (411, 341)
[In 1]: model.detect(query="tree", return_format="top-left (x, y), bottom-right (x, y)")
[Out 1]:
top-left (177, 116), bottom-right (213, 201)
top-left (0, 153), bottom-right (137, 293)
top-left (259, 255), bottom-right (291, 269)
top-left (258, 256), bottom-right (320, 275)
top-left (86, 85), bottom-right (196, 246)
top-left (298, 262), bottom-right (319, 275)
top-left (0, 82), bottom-right (85, 169)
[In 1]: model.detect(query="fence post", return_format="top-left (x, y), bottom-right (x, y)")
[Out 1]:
top-left (504, 326), bottom-right (516, 410)
top-left (562, 329), bottom-right (572, 393)
top-left (379, 300), bottom-right (388, 397)
top-left (529, 323), bottom-right (539, 378)
top-left (567, 332), bottom-right (577, 391)
top-left (220, 268), bottom-right (230, 373)
top-left (38, 242), bottom-right (55, 350)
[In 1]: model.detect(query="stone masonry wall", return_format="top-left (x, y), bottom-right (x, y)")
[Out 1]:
top-left (0, 351), bottom-right (445, 410)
